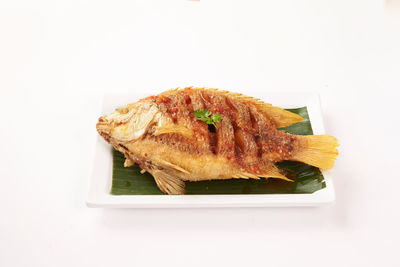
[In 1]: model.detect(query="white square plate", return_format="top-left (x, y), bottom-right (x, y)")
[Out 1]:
top-left (87, 92), bottom-right (335, 208)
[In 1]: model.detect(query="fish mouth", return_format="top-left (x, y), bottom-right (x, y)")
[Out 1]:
top-left (96, 118), bottom-right (112, 143)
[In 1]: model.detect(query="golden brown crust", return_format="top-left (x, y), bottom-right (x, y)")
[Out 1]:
top-left (138, 87), bottom-right (300, 175)
top-left (96, 87), bottom-right (338, 194)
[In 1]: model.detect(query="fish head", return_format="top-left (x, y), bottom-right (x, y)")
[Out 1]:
top-left (96, 100), bottom-right (162, 144)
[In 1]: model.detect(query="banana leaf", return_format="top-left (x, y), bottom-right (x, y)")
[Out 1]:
top-left (110, 107), bottom-right (325, 195)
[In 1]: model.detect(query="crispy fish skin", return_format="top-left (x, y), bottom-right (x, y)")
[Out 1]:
top-left (97, 87), bottom-right (338, 194)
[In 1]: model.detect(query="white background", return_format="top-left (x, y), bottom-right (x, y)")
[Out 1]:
top-left (1, 0), bottom-right (399, 266)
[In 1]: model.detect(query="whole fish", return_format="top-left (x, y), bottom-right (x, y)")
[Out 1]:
top-left (97, 87), bottom-right (338, 194)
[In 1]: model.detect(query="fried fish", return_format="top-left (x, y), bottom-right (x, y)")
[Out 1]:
top-left (97, 87), bottom-right (338, 194)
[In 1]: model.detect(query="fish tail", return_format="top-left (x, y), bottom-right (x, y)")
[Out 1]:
top-left (291, 135), bottom-right (339, 169)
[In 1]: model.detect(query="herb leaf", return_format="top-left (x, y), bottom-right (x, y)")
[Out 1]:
top-left (210, 113), bottom-right (221, 123)
top-left (194, 109), bottom-right (222, 127)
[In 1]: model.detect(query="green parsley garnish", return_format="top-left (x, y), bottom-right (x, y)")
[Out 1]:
top-left (194, 109), bottom-right (222, 127)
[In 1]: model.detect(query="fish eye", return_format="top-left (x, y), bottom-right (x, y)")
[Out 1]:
top-left (119, 108), bottom-right (129, 114)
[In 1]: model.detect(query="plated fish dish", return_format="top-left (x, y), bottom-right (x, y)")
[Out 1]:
top-left (97, 87), bottom-right (338, 195)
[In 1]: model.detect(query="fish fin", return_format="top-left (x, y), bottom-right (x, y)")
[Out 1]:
top-left (151, 170), bottom-right (185, 195)
top-left (153, 123), bottom-right (193, 138)
top-left (233, 172), bottom-right (261, 179)
top-left (115, 145), bottom-right (134, 167)
top-left (156, 158), bottom-right (190, 174)
top-left (124, 157), bottom-right (134, 167)
top-left (186, 87), bottom-right (303, 128)
top-left (258, 162), bottom-right (293, 182)
top-left (234, 163), bottom-right (292, 182)
top-left (258, 172), bottom-right (293, 182)
top-left (291, 135), bottom-right (339, 169)
top-left (254, 104), bottom-right (304, 128)
top-left (198, 88), bottom-right (263, 103)
top-left (160, 87), bottom-right (180, 96)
